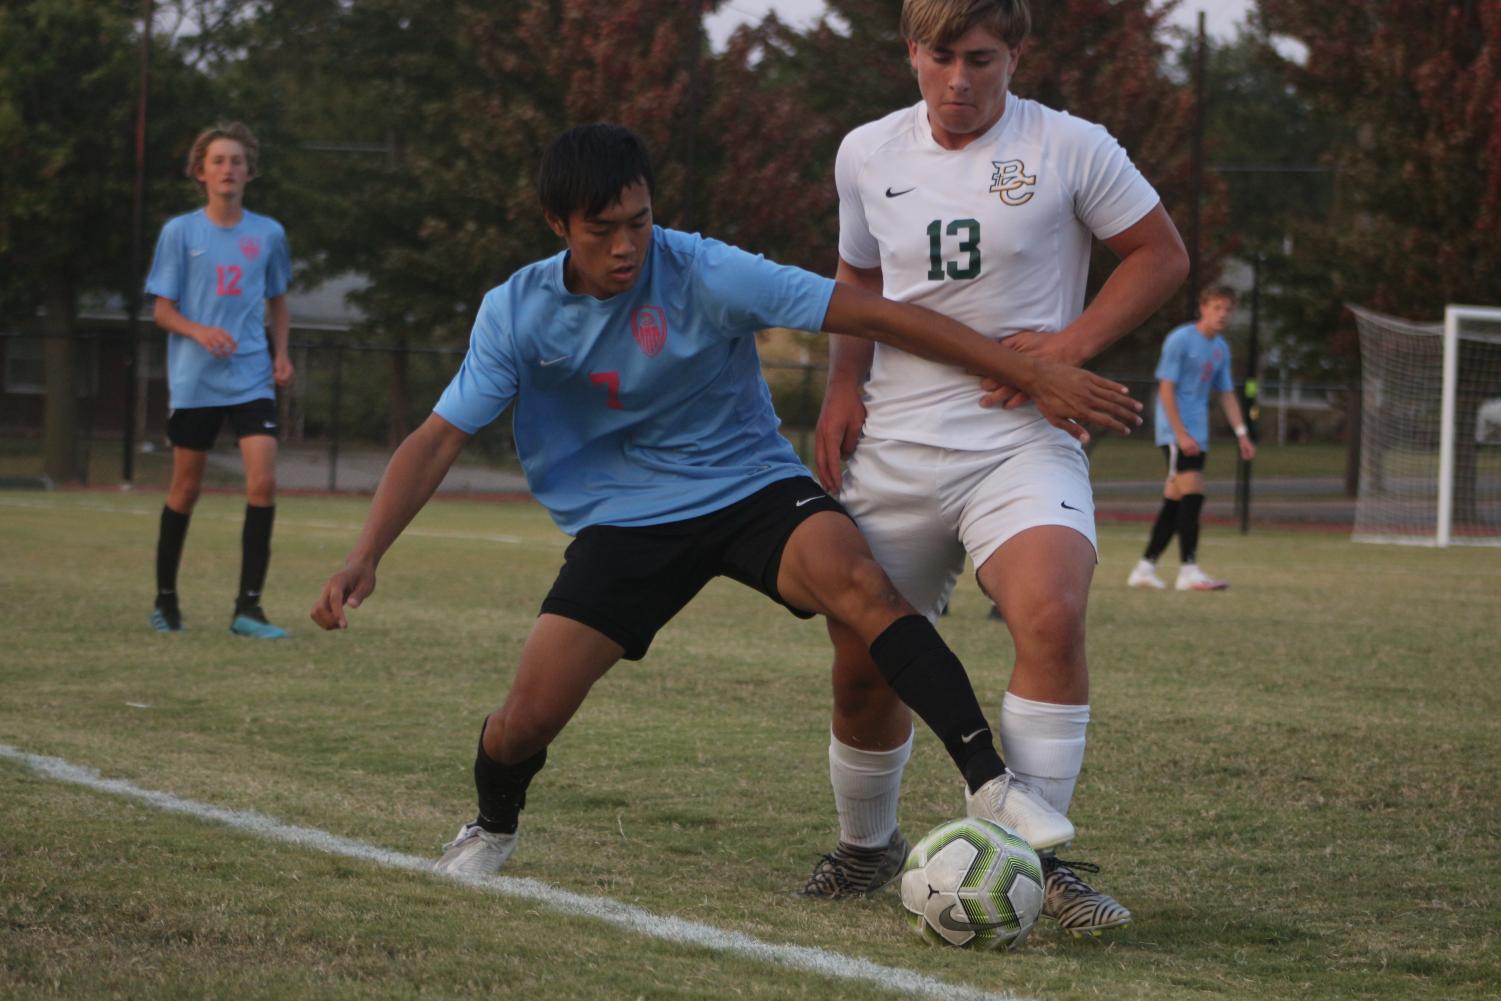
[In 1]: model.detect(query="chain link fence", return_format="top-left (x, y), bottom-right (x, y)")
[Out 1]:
top-left (2, 328), bottom-right (1360, 512)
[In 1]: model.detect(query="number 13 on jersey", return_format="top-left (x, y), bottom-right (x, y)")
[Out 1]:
top-left (926, 219), bottom-right (981, 281)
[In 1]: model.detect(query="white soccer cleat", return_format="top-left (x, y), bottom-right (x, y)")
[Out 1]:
top-left (965, 771), bottom-right (1075, 851)
top-left (433, 821), bottom-right (517, 878)
top-left (1175, 564), bottom-right (1229, 591)
top-left (1126, 559), bottom-right (1166, 590)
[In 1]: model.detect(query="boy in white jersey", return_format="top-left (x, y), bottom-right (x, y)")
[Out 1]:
top-left (308, 124), bottom-right (1144, 880)
top-left (145, 122), bottom-right (294, 639)
top-left (1127, 286), bottom-right (1256, 591)
top-left (804, 0), bottom-right (1188, 935)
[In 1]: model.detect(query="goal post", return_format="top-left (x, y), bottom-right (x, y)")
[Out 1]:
top-left (1350, 304), bottom-right (1501, 547)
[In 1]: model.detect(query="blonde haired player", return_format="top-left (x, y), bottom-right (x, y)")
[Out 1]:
top-left (145, 122), bottom-right (293, 637)
top-left (803, 0), bottom-right (1187, 936)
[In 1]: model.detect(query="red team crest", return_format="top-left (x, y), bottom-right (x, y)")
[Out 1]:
top-left (240, 236), bottom-right (261, 261)
top-left (632, 305), bottom-right (667, 357)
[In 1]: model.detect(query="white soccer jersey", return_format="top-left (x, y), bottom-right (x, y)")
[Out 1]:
top-left (837, 97), bottom-right (1160, 450)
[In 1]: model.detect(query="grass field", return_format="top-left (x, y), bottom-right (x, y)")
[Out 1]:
top-left (3, 490), bottom-right (1499, 1000)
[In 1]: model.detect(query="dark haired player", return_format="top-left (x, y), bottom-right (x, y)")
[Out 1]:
top-left (309, 124), bottom-right (1142, 878)
top-left (146, 122), bottom-right (293, 638)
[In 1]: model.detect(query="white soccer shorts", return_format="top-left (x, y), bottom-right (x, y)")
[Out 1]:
top-left (839, 430), bottom-right (1097, 620)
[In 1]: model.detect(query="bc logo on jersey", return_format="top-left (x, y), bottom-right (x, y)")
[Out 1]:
top-left (240, 236), bottom-right (262, 261)
top-left (632, 305), bottom-right (667, 357)
top-left (989, 160), bottom-right (1036, 206)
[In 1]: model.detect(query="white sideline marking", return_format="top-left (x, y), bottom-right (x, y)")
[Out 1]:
top-left (1, 745), bottom-right (1036, 1001)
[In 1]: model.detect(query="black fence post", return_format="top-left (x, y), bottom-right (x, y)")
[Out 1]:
top-left (328, 344), bottom-right (344, 493)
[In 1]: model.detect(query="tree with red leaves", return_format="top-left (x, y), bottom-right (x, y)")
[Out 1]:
top-left (1258, 0), bottom-right (1501, 320)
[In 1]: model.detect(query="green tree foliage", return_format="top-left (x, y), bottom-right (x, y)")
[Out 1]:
top-left (0, 0), bottom-right (217, 480)
top-left (1171, 25), bottom-right (1339, 377)
top-left (1258, 0), bottom-right (1501, 342)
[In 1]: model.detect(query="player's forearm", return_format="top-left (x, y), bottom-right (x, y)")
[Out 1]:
top-left (267, 296), bottom-right (291, 356)
top-left (346, 416), bottom-right (467, 568)
top-left (1056, 245), bottom-right (1188, 364)
top-left (1159, 381), bottom-right (1189, 438)
top-left (825, 333), bottom-right (874, 392)
top-left (823, 284), bottom-right (1042, 397)
top-left (1220, 391), bottom-right (1244, 427)
top-left (152, 298), bottom-right (209, 342)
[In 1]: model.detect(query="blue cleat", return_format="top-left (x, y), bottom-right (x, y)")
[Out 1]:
top-left (150, 596), bottom-right (184, 633)
top-left (230, 605), bottom-right (288, 639)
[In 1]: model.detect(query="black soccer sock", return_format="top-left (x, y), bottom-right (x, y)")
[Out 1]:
top-left (868, 615), bottom-right (1004, 794)
top-left (1143, 498), bottom-right (1180, 561)
top-left (1177, 493), bottom-right (1205, 564)
top-left (236, 504), bottom-right (275, 611)
top-left (156, 505), bottom-right (191, 600)
top-left (473, 720), bottom-right (548, 834)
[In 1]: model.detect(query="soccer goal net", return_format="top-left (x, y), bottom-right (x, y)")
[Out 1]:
top-left (1350, 304), bottom-right (1501, 546)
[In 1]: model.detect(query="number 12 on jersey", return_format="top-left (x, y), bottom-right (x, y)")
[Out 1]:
top-left (926, 219), bottom-right (981, 281)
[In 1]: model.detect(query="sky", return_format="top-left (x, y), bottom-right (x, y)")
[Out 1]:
top-left (705, 0), bottom-right (1258, 49)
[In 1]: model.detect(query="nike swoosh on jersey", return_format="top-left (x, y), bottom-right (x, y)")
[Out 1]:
top-left (885, 186), bottom-right (917, 198)
top-left (190, 248), bottom-right (207, 256)
top-left (1060, 500), bottom-right (1084, 512)
top-left (795, 496), bottom-right (825, 507)
top-left (539, 355), bottom-right (569, 367)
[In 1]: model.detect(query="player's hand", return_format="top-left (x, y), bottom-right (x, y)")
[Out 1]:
top-left (310, 561), bottom-right (377, 631)
top-left (274, 355), bottom-right (295, 387)
top-left (1238, 436), bottom-right (1256, 461)
top-left (977, 331), bottom-right (1067, 410)
top-left (195, 326), bottom-right (237, 359)
top-left (1027, 359), bottom-right (1142, 445)
top-left (1176, 431), bottom-right (1201, 457)
top-left (814, 381), bottom-right (867, 493)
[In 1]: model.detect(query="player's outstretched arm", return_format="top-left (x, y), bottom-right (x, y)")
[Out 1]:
top-left (820, 283), bottom-right (1142, 443)
top-left (311, 413), bottom-right (471, 630)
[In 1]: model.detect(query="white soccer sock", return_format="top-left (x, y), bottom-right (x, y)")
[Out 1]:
top-left (999, 692), bottom-right (1090, 817)
top-left (829, 729), bottom-right (913, 848)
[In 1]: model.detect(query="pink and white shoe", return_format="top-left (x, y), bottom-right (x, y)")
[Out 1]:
top-left (1175, 564), bottom-right (1229, 591)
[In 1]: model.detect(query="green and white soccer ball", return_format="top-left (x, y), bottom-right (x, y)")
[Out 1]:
top-left (899, 817), bottom-right (1045, 950)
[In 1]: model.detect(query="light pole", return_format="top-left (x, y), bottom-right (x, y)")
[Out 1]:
top-left (122, 0), bottom-right (153, 485)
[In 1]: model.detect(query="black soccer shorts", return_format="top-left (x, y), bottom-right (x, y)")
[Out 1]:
top-left (1162, 443), bottom-right (1207, 475)
top-left (539, 475), bottom-right (849, 661)
top-left (167, 397), bottom-right (279, 451)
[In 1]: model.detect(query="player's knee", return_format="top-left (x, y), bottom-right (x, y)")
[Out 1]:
top-left (841, 557), bottom-right (905, 615)
top-left (246, 474), bottom-right (276, 505)
top-left (1011, 591), bottom-right (1086, 656)
top-left (492, 704), bottom-right (560, 762)
top-left (168, 482), bottom-right (202, 511)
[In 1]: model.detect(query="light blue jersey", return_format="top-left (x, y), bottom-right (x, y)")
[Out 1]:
top-left (435, 227), bottom-right (835, 534)
top-left (145, 208), bottom-right (291, 409)
top-left (1153, 322), bottom-right (1234, 450)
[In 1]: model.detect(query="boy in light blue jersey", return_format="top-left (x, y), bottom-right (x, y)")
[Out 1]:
top-left (144, 122), bottom-right (294, 638)
top-left (1129, 285), bottom-right (1256, 591)
top-left (311, 124), bottom-right (1144, 880)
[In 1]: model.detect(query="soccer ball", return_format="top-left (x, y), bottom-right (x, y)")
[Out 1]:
top-left (899, 817), bottom-right (1045, 950)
